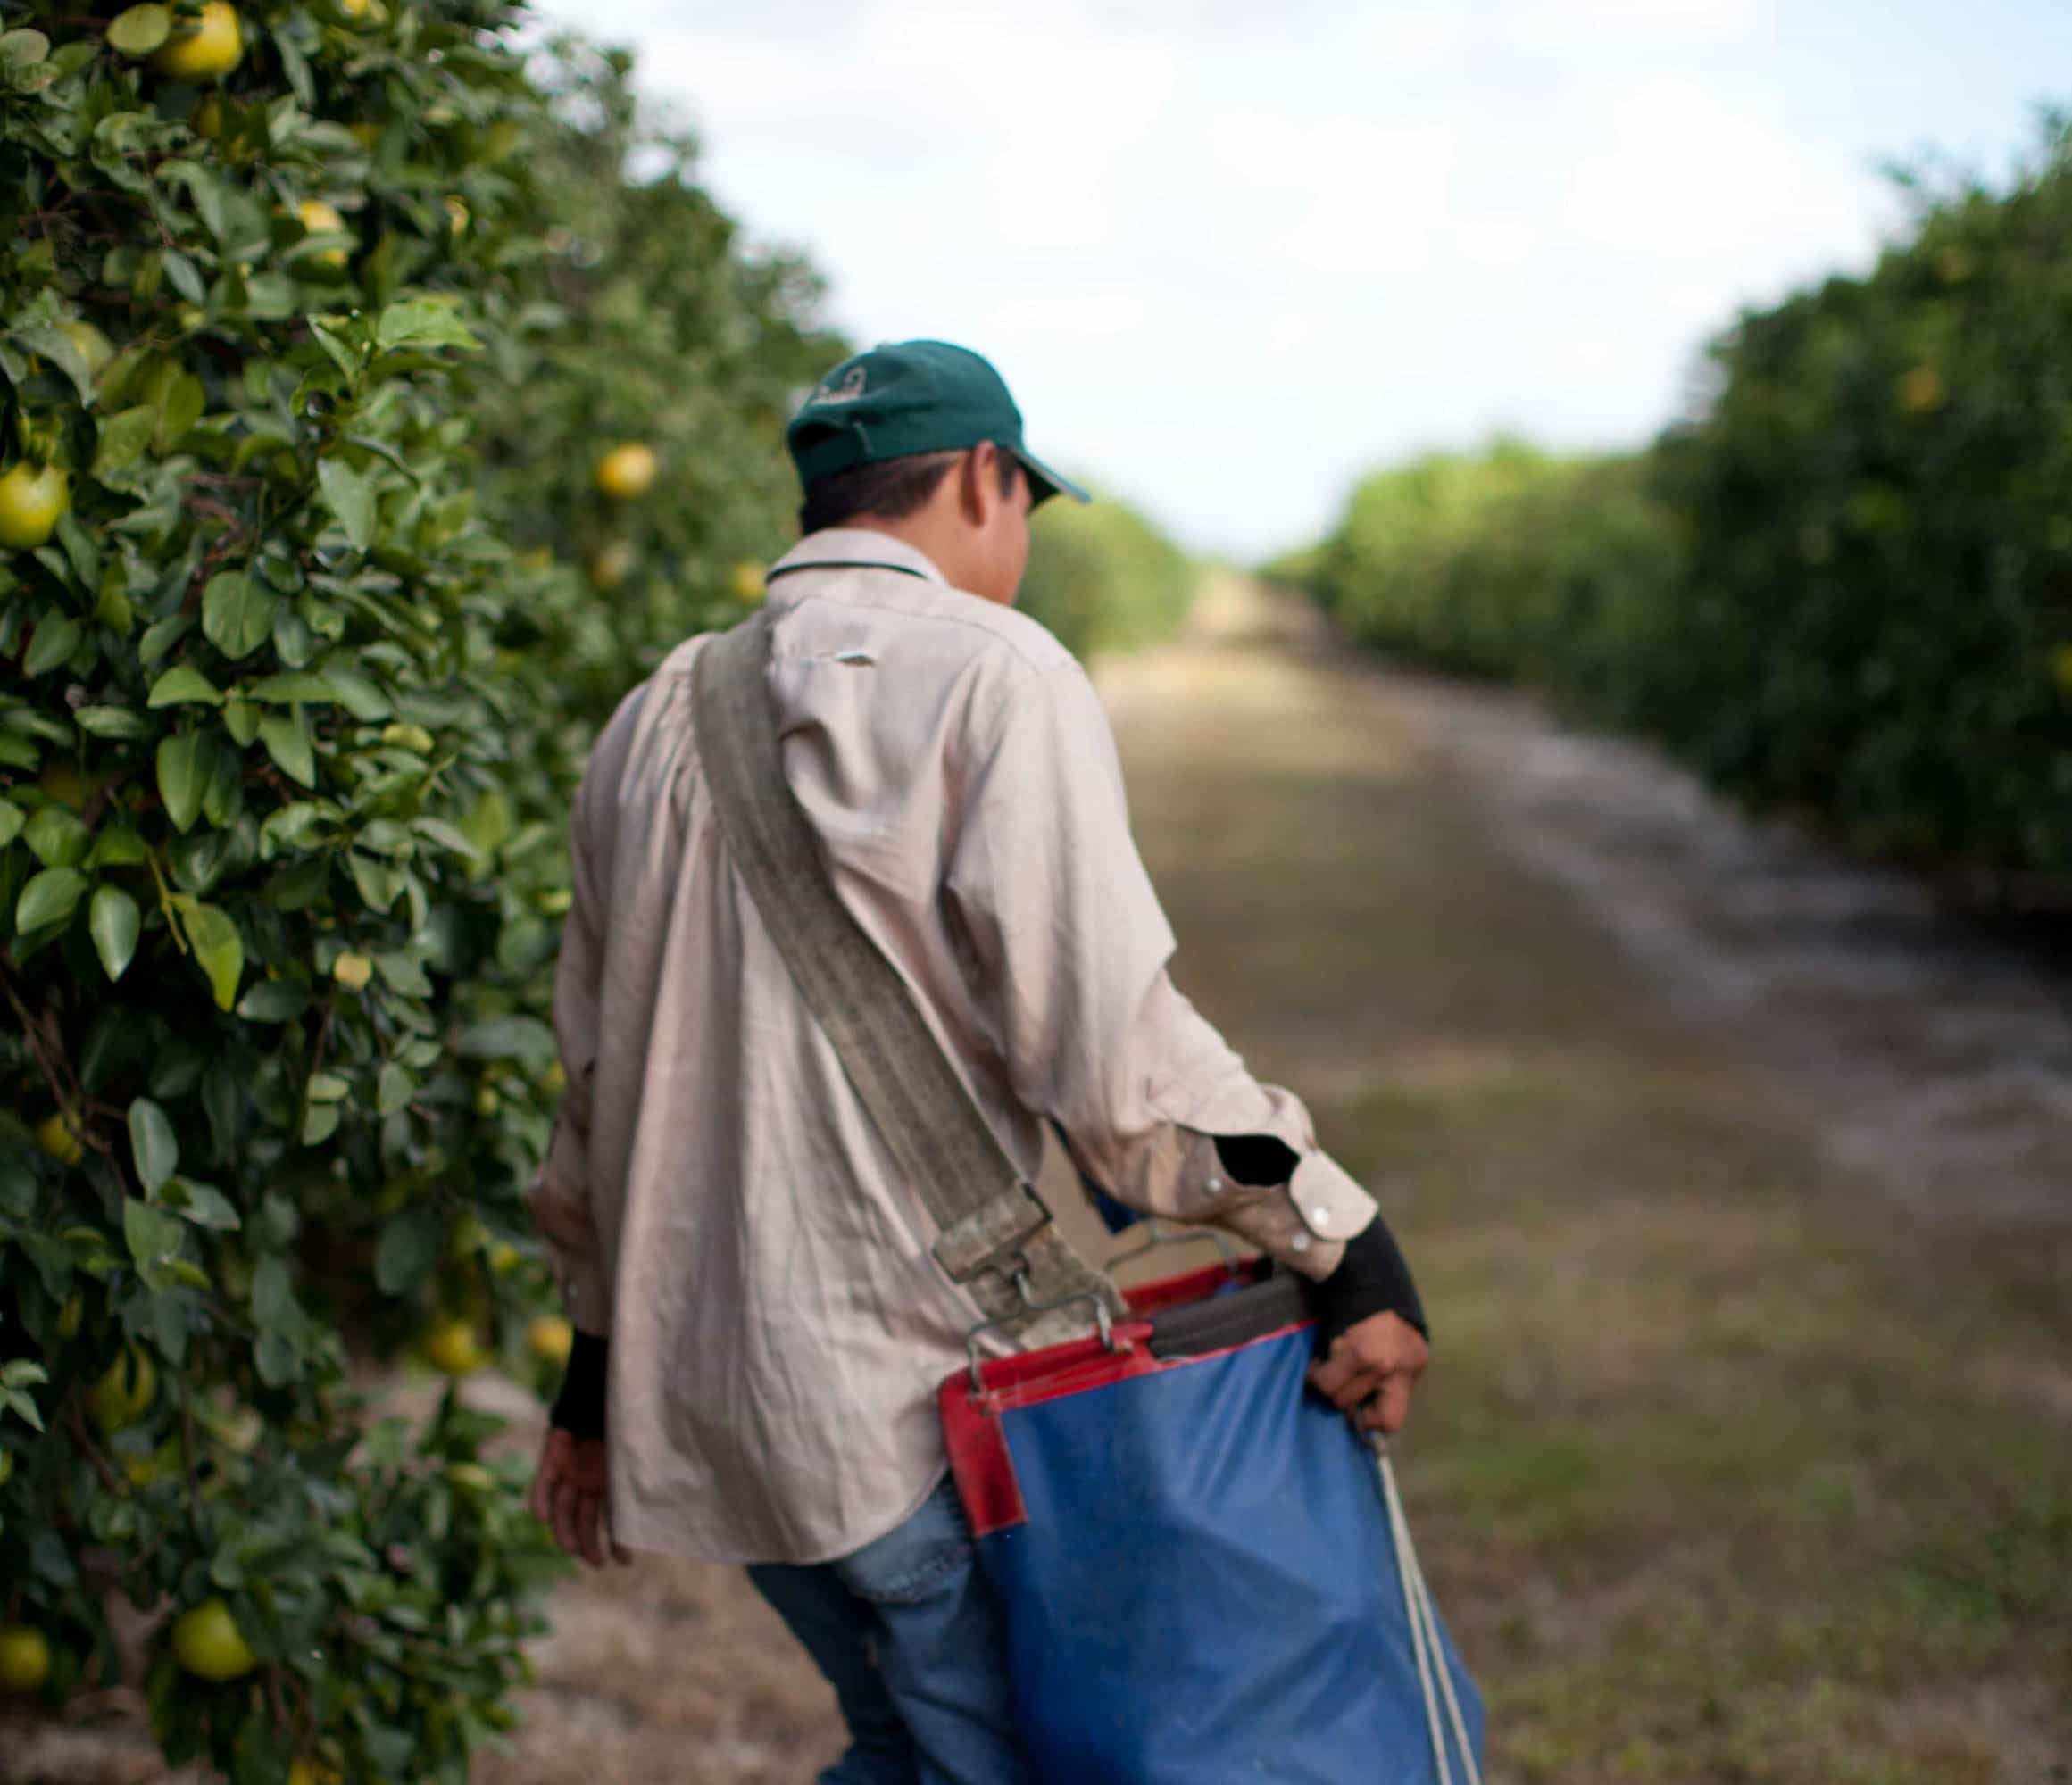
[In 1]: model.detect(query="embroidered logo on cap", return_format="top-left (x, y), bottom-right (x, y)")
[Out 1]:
top-left (811, 367), bottom-right (868, 406)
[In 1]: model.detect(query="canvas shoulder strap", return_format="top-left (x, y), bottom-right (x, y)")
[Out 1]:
top-left (690, 610), bottom-right (1121, 1345)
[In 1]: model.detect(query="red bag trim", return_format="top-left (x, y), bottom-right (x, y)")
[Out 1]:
top-left (939, 1260), bottom-right (1316, 1537)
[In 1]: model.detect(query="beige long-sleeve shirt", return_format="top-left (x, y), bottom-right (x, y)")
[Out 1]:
top-left (529, 527), bottom-right (1381, 1565)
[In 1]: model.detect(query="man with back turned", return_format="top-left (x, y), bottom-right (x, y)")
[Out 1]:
top-left (527, 339), bottom-right (1430, 1783)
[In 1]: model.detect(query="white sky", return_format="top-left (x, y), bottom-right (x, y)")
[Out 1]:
top-left (536, 0), bottom-right (2071, 560)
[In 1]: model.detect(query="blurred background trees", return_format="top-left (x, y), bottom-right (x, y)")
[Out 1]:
top-left (1286, 113), bottom-right (2072, 886)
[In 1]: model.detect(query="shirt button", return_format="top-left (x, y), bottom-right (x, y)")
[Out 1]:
top-left (1291, 1233), bottom-right (1311, 1252)
top-left (1312, 1208), bottom-right (1332, 1226)
top-left (1204, 1176), bottom-right (1223, 1194)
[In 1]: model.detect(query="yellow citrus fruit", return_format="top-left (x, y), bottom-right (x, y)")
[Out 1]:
top-left (527, 1316), bottom-right (573, 1366)
top-left (474, 1084), bottom-right (501, 1117)
top-left (152, 3), bottom-right (244, 82)
top-left (89, 1349), bottom-right (158, 1434)
top-left (379, 722), bottom-right (434, 753)
top-left (0, 1624), bottom-right (52, 1694)
top-left (587, 539), bottom-right (635, 590)
top-left (445, 195), bottom-right (470, 236)
top-left (594, 443), bottom-right (657, 500)
top-left (444, 1461), bottom-right (495, 1493)
top-left (332, 951), bottom-right (373, 991)
top-left (347, 120), bottom-right (379, 149)
top-left (288, 1760), bottom-right (341, 1785)
top-left (423, 1318), bottom-right (485, 1376)
top-left (1898, 365), bottom-right (1944, 414)
top-left (171, 1598), bottom-right (256, 1681)
top-left (296, 199), bottom-right (350, 270)
top-left (730, 560), bottom-right (765, 603)
top-left (0, 463), bottom-right (71, 552)
top-left (541, 1060), bottom-right (567, 1095)
top-left (488, 1241), bottom-right (522, 1275)
top-left (122, 1451), bottom-right (161, 1489)
top-left (36, 1111), bottom-right (85, 1166)
top-left (59, 320), bottom-right (114, 378)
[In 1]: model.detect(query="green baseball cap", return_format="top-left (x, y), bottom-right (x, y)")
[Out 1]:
top-left (786, 340), bottom-right (1091, 509)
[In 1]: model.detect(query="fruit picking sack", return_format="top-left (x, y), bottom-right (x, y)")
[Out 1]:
top-left (942, 1260), bottom-right (1485, 1784)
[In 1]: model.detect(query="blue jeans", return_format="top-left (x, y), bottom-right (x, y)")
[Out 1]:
top-left (745, 1474), bottom-right (1029, 1785)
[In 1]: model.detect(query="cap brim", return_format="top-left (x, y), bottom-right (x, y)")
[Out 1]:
top-left (1012, 447), bottom-right (1091, 508)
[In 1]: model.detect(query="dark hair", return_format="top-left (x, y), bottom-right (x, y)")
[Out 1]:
top-left (799, 444), bottom-right (1019, 536)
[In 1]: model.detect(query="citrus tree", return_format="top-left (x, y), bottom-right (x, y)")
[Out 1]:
top-left (0, 0), bottom-right (832, 1775)
top-left (468, 35), bottom-right (842, 762)
top-left (1302, 113), bottom-right (2072, 884)
top-left (1017, 483), bottom-right (1196, 660)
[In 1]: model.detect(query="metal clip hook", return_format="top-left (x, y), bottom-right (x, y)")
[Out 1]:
top-left (965, 1289), bottom-right (1118, 1394)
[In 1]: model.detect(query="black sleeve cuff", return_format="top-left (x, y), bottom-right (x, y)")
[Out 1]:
top-left (1300, 1213), bottom-right (1427, 1349)
top-left (548, 1329), bottom-right (609, 1440)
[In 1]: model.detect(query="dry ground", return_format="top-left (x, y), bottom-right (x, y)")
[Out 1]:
top-left (8, 577), bottom-right (2069, 1783)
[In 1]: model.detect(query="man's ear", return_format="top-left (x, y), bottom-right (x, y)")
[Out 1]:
top-left (960, 441), bottom-right (1004, 524)
top-left (952, 444), bottom-right (983, 524)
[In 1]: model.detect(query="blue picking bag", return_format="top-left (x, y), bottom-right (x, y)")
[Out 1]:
top-left (941, 1262), bottom-right (1485, 1784)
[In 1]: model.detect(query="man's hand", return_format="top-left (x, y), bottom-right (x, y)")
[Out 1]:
top-left (528, 1427), bottom-right (632, 1568)
top-left (1307, 1310), bottom-right (1429, 1434)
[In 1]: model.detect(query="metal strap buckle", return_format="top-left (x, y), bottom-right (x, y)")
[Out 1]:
top-left (964, 1290), bottom-right (1118, 1395)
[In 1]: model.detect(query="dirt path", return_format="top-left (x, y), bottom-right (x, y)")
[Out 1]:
top-left (10, 578), bottom-right (2068, 1783)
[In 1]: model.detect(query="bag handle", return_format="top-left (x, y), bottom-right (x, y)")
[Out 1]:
top-left (689, 611), bottom-right (1120, 1342)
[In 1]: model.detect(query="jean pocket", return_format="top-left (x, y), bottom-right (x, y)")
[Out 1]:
top-left (836, 1479), bottom-right (975, 1607)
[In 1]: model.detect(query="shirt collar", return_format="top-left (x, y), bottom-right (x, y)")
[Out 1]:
top-left (766, 527), bottom-right (948, 591)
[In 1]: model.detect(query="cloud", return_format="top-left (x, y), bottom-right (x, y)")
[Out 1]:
top-left (541, 0), bottom-right (1960, 556)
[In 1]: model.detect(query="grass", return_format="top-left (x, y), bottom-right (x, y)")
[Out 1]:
top-left (1099, 595), bottom-right (2072, 1783)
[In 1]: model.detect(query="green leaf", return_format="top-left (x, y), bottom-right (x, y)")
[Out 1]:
top-left (74, 705), bottom-right (154, 740)
top-left (0, 28), bottom-right (51, 64)
top-left (24, 805), bottom-right (91, 868)
top-left (105, 4), bottom-right (171, 55)
top-left (148, 664), bottom-right (223, 708)
top-left (139, 615), bottom-right (194, 668)
top-left (181, 900), bottom-right (243, 1010)
top-left (93, 404), bottom-right (158, 477)
top-left (236, 978), bottom-right (308, 1022)
top-left (0, 800), bottom-right (21, 848)
top-left (90, 885), bottom-right (140, 981)
top-left (16, 866), bottom-right (86, 932)
top-left (222, 696), bottom-right (261, 745)
top-left (258, 710), bottom-right (315, 787)
top-left (127, 1096), bottom-right (178, 1193)
top-left (121, 1197), bottom-right (185, 1279)
top-left (305, 1072), bottom-right (349, 1103)
top-left (156, 731), bottom-right (209, 830)
top-left (15, 326), bottom-right (96, 406)
top-left (456, 1015), bottom-right (556, 1065)
top-left (376, 1062), bottom-right (414, 1117)
top-left (162, 1177), bottom-right (240, 1230)
top-left (247, 670), bottom-right (337, 705)
top-left (251, 1254), bottom-right (299, 1333)
top-left (202, 571), bottom-right (276, 660)
top-left (311, 663), bottom-right (387, 719)
top-left (316, 457), bottom-right (376, 552)
top-left (86, 826), bottom-right (147, 869)
top-left (374, 1203), bottom-right (441, 1295)
top-left (301, 1101), bottom-right (340, 1145)
top-left (24, 612), bottom-right (82, 677)
top-left (373, 298), bottom-right (480, 353)
top-left (408, 817), bottom-right (479, 860)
